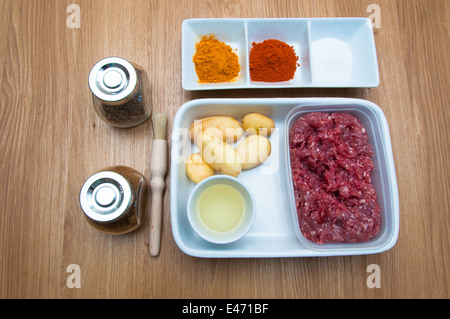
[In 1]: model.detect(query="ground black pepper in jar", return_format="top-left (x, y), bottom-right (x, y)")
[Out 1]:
top-left (79, 166), bottom-right (149, 235)
top-left (88, 57), bottom-right (151, 128)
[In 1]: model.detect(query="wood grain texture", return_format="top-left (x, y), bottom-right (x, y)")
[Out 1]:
top-left (0, 0), bottom-right (448, 299)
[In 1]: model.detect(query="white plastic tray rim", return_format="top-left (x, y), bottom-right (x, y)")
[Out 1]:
top-left (170, 98), bottom-right (399, 258)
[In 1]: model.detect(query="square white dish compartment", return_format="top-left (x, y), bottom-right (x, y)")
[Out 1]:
top-left (170, 98), bottom-right (399, 257)
top-left (182, 18), bottom-right (380, 90)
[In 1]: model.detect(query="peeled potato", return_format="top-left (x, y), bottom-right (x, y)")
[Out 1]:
top-left (189, 116), bottom-right (244, 144)
top-left (185, 153), bottom-right (214, 184)
top-left (196, 131), bottom-right (243, 177)
top-left (241, 113), bottom-right (275, 136)
top-left (236, 135), bottom-right (272, 169)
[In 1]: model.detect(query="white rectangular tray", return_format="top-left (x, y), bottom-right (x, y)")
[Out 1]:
top-left (182, 18), bottom-right (380, 90)
top-left (170, 98), bottom-right (399, 258)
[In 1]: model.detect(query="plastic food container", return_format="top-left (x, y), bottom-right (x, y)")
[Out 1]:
top-left (285, 102), bottom-right (399, 254)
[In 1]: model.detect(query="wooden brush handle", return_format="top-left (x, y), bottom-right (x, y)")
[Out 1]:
top-left (149, 139), bottom-right (167, 257)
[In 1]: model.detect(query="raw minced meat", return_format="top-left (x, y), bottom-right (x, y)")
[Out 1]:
top-left (289, 112), bottom-right (381, 244)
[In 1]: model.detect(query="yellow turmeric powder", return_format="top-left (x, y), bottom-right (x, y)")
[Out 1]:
top-left (193, 34), bottom-right (240, 83)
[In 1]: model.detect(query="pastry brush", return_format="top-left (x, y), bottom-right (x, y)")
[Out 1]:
top-left (149, 112), bottom-right (168, 257)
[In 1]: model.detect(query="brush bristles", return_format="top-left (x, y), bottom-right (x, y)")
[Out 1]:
top-left (152, 113), bottom-right (167, 140)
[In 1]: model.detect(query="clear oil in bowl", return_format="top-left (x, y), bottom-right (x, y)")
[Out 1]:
top-left (195, 184), bottom-right (246, 233)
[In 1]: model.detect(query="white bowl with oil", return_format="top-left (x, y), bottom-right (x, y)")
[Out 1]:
top-left (187, 175), bottom-right (256, 244)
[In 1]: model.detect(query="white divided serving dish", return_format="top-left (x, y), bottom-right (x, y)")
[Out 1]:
top-left (182, 18), bottom-right (379, 90)
top-left (170, 98), bottom-right (399, 258)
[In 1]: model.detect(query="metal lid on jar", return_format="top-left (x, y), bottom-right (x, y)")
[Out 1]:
top-left (88, 57), bottom-right (137, 102)
top-left (79, 171), bottom-right (133, 223)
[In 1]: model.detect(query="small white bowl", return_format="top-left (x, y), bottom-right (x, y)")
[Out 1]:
top-left (187, 175), bottom-right (256, 244)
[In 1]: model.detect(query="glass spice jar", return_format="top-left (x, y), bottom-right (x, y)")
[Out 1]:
top-left (79, 166), bottom-right (149, 235)
top-left (88, 57), bottom-right (151, 128)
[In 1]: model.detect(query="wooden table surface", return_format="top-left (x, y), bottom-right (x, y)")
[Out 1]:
top-left (0, 0), bottom-right (448, 299)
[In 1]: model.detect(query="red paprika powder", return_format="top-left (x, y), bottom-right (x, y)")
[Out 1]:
top-left (249, 39), bottom-right (299, 82)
